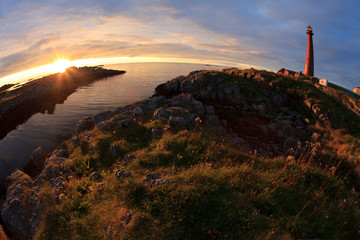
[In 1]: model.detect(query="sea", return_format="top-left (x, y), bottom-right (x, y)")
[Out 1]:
top-left (0, 62), bottom-right (226, 178)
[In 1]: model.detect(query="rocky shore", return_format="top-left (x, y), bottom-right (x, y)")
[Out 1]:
top-left (1, 68), bottom-right (360, 239)
top-left (0, 66), bottom-right (125, 140)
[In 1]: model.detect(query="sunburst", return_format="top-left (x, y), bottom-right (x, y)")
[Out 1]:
top-left (51, 59), bottom-right (71, 73)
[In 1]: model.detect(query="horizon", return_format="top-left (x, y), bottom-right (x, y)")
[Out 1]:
top-left (1, 1), bottom-right (359, 90)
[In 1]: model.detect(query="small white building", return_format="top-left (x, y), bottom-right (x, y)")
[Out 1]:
top-left (354, 87), bottom-right (360, 95)
top-left (319, 79), bottom-right (328, 86)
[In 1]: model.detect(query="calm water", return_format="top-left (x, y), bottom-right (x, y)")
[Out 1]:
top-left (0, 62), bottom-right (224, 177)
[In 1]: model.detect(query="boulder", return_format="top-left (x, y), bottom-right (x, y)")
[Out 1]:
top-left (110, 144), bottom-right (121, 157)
top-left (153, 107), bottom-right (169, 121)
top-left (71, 136), bottom-right (80, 147)
top-left (121, 155), bottom-right (136, 166)
top-left (113, 169), bottom-right (133, 180)
top-left (143, 172), bottom-right (160, 184)
top-left (23, 147), bottom-right (48, 178)
top-left (133, 107), bottom-right (144, 116)
top-left (120, 118), bottom-right (135, 128)
top-left (94, 111), bottom-right (113, 124)
top-left (253, 73), bottom-right (269, 82)
top-left (155, 179), bottom-right (169, 186)
top-left (97, 121), bottom-right (109, 132)
top-left (75, 117), bottom-right (95, 133)
top-left (109, 117), bottom-right (122, 127)
top-left (151, 128), bottom-right (161, 139)
top-left (273, 95), bottom-right (283, 107)
top-left (205, 105), bottom-right (215, 116)
top-left (1, 170), bottom-right (33, 240)
top-left (283, 137), bottom-right (298, 150)
top-left (168, 116), bottom-right (186, 131)
top-left (155, 77), bottom-right (182, 97)
top-left (89, 172), bottom-right (103, 181)
top-left (51, 149), bottom-right (69, 158)
top-left (191, 100), bottom-right (204, 115)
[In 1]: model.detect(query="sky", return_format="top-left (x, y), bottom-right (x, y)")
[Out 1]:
top-left (0, 0), bottom-right (359, 89)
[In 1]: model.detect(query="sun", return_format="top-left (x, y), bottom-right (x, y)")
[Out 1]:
top-left (51, 59), bottom-right (71, 73)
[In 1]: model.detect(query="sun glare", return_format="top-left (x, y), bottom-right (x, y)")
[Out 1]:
top-left (52, 59), bottom-right (71, 73)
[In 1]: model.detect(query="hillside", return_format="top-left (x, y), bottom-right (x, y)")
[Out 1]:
top-left (1, 68), bottom-right (360, 240)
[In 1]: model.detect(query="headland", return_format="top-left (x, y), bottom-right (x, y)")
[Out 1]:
top-left (0, 66), bottom-right (125, 140)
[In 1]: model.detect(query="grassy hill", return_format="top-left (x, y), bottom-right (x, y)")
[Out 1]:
top-left (2, 68), bottom-right (360, 240)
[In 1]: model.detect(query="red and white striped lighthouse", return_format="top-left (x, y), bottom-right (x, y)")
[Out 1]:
top-left (304, 25), bottom-right (314, 76)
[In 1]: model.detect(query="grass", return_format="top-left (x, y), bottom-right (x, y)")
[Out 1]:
top-left (35, 68), bottom-right (360, 240)
top-left (37, 125), bottom-right (360, 240)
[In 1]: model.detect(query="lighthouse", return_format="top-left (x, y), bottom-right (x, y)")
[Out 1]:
top-left (304, 25), bottom-right (314, 76)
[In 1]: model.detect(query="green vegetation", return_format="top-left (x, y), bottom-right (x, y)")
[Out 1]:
top-left (34, 68), bottom-right (360, 239)
top-left (37, 121), bottom-right (360, 239)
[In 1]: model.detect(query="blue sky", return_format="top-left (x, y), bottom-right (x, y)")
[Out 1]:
top-left (0, 0), bottom-right (359, 89)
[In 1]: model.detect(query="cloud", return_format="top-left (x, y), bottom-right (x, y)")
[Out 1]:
top-left (0, 0), bottom-right (359, 89)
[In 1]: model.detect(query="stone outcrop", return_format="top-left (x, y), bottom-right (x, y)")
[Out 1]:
top-left (1, 170), bottom-right (33, 240)
top-left (1, 153), bottom-right (73, 239)
top-left (23, 147), bottom-right (48, 178)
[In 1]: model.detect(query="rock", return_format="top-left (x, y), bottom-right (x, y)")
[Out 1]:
top-left (191, 100), bottom-right (204, 115)
top-left (113, 169), bottom-right (133, 179)
top-left (231, 137), bottom-right (251, 153)
top-left (50, 177), bottom-right (67, 200)
top-left (166, 107), bottom-right (187, 116)
top-left (155, 179), bottom-right (169, 186)
top-left (110, 117), bottom-right (122, 127)
top-left (180, 79), bottom-right (193, 92)
top-left (273, 95), bottom-right (283, 107)
top-left (133, 107), bottom-right (144, 116)
top-left (253, 73), bottom-right (269, 82)
top-left (121, 118), bottom-right (135, 128)
top-left (143, 172), bottom-right (160, 184)
top-left (121, 211), bottom-right (132, 225)
top-left (155, 78), bottom-right (181, 97)
top-left (44, 157), bottom-right (72, 180)
top-left (205, 105), bottom-right (215, 116)
top-left (51, 149), bottom-right (69, 158)
top-left (23, 147), bottom-right (48, 178)
top-left (97, 121), bottom-right (109, 132)
top-left (150, 96), bottom-right (167, 103)
top-left (121, 155), bottom-right (136, 166)
top-left (168, 116), bottom-right (186, 131)
top-left (283, 137), bottom-right (298, 150)
top-left (1, 170), bottom-right (33, 239)
top-left (89, 171), bottom-right (103, 181)
top-left (94, 111), bottom-right (113, 124)
top-left (71, 136), bottom-right (80, 147)
top-left (75, 117), bottom-right (95, 133)
top-left (151, 128), bottom-right (161, 139)
top-left (110, 144), bottom-right (121, 157)
top-left (169, 99), bottom-right (184, 107)
top-left (153, 107), bottom-right (169, 121)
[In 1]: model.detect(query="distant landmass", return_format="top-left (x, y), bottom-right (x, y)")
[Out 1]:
top-left (0, 66), bottom-right (125, 140)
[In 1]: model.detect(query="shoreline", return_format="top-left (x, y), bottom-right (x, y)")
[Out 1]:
top-left (0, 67), bottom-right (359, 239)
top-left (0, 66), bottom-right (125, 140)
